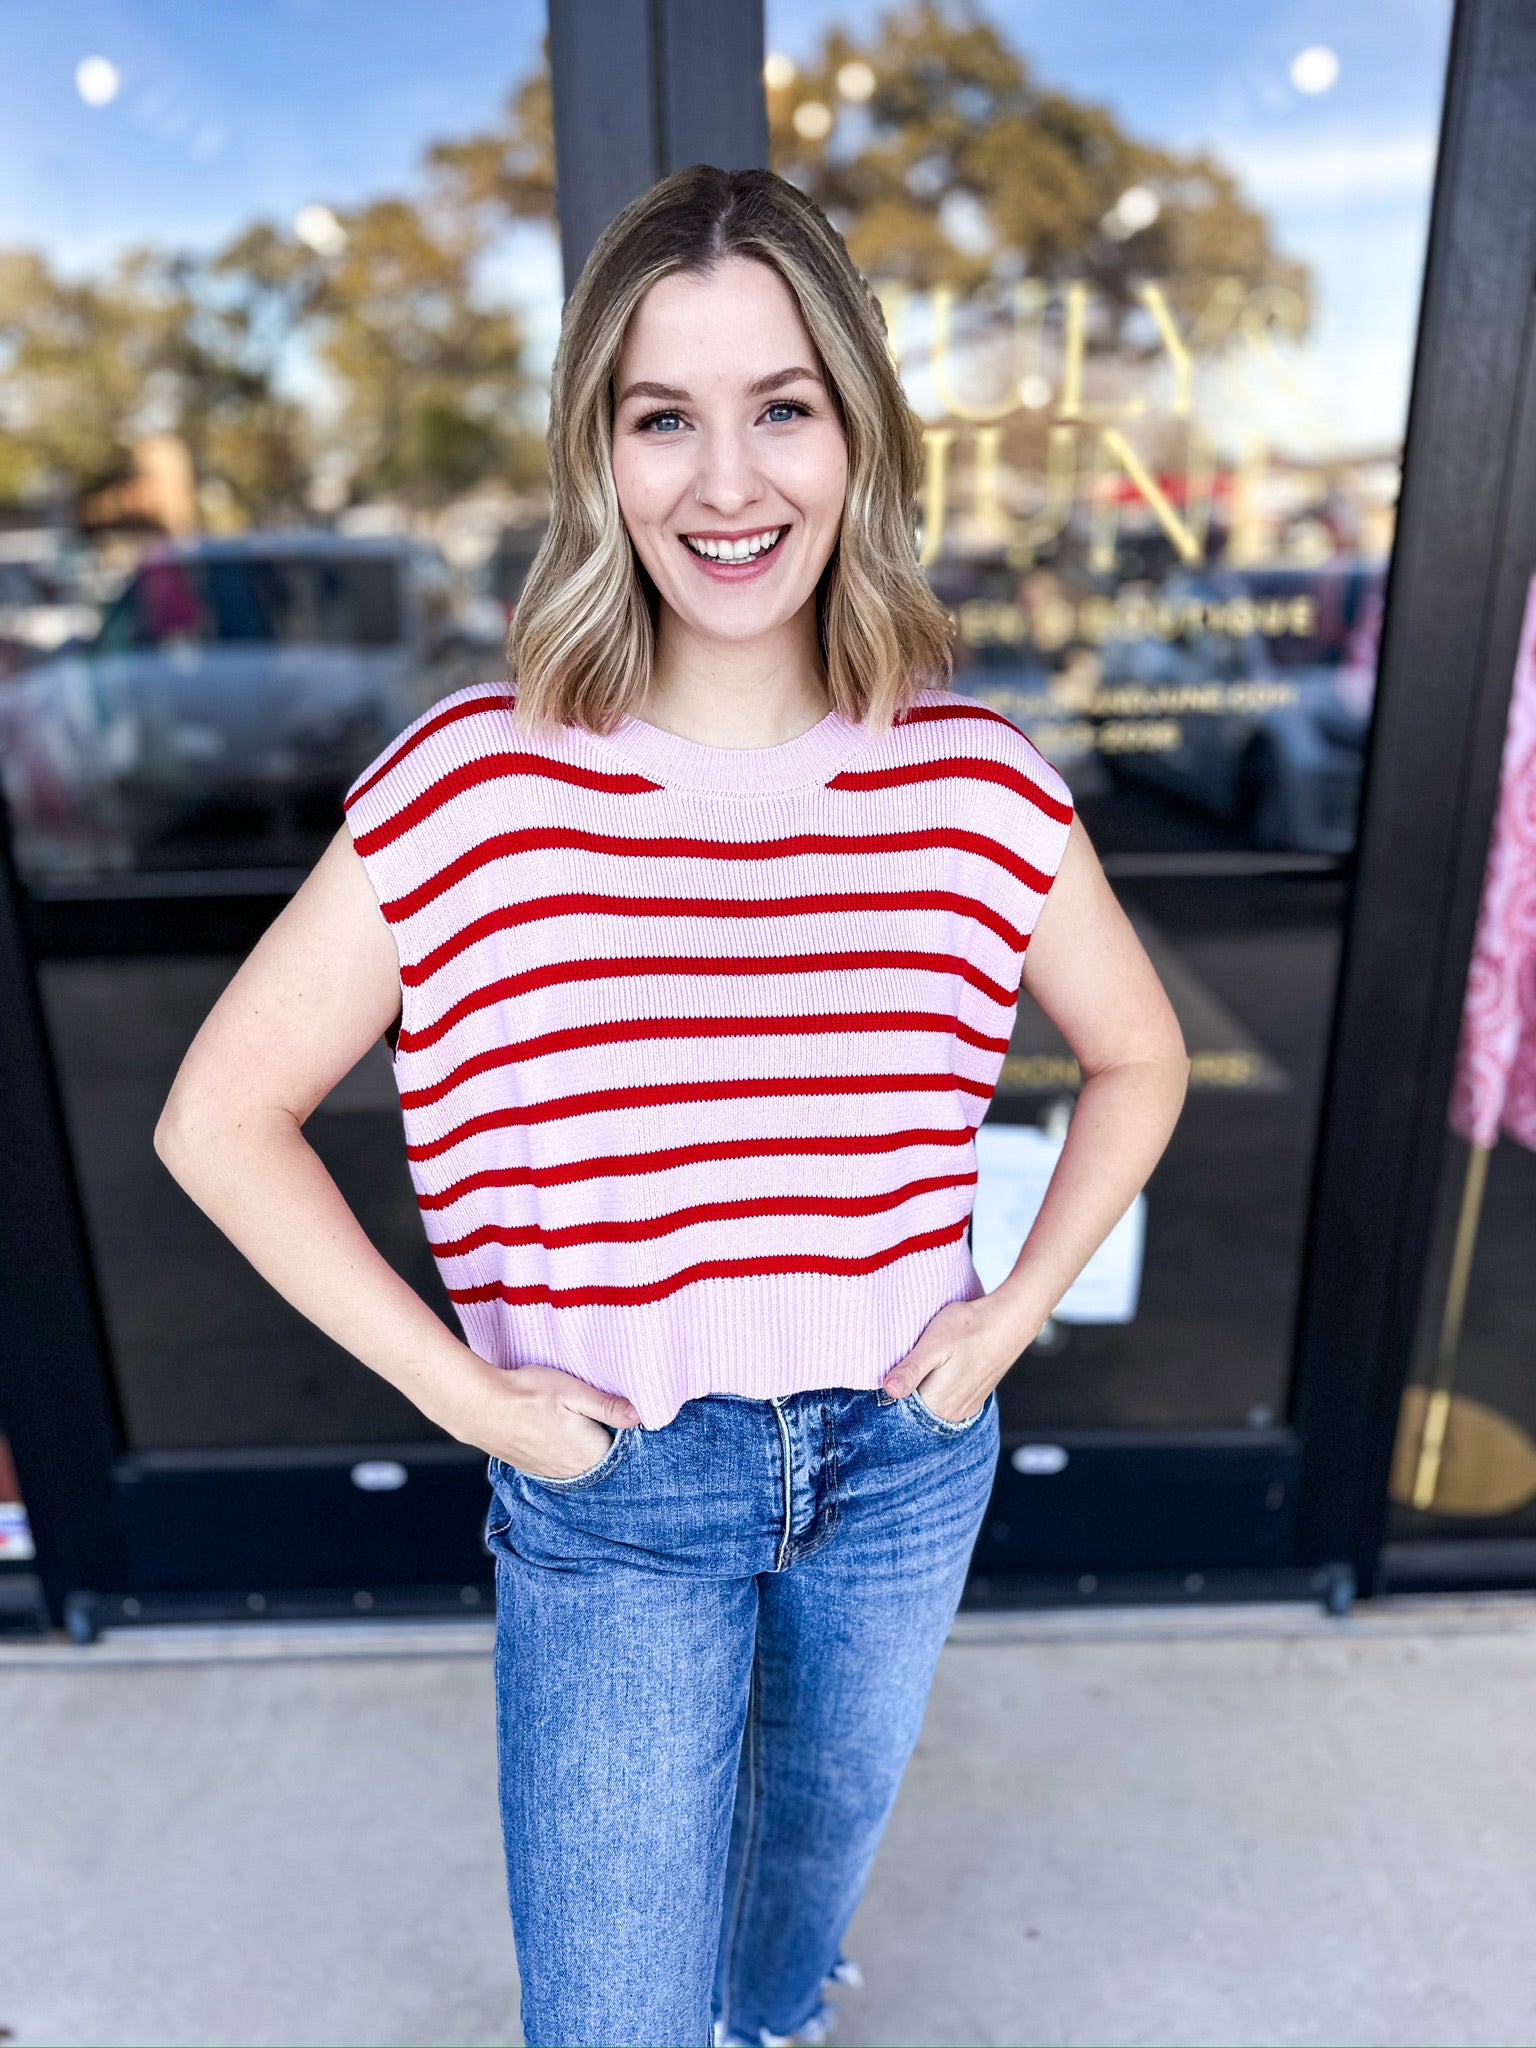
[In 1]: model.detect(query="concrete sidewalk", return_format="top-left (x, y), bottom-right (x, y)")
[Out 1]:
top-left (3, 1598), bottom-right (1535, 2047)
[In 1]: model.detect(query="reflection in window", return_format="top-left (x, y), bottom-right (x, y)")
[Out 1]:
top-left (99, 554), bottom-right (404, 652)
top-left (2, 6), bottom-right (561, 1457)
top-left (767, 0), bottom-right (1451, 1431)
top-left (767, 1), bottom-right (1446, 864)
top-left (0, 9), bottom-right (560, 891)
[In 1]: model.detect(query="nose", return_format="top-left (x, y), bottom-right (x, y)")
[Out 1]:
top-left (689, 423), bottom-right (764, 519)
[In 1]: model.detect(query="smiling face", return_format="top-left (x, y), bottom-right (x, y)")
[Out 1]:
top-left (610, 256), bottom-right (850, 652)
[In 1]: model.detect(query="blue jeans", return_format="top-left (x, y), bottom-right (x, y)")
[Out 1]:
top-left (485, 1381), bottom-right (999, 2048)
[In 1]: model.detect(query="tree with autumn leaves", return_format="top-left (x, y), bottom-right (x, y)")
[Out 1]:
top-left (0, 1), bottom-right (1302, 528)
top-left (0, 55), bottom-right (556, 528)
top-left (768, 0), bottom-right (1307, 330)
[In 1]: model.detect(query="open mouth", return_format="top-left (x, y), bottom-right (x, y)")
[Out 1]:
top-left (679, 525), bottom-right (786, 563)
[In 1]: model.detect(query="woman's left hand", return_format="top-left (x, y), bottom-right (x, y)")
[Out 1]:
top-left (879, 1294), bottom-right (1042, 1422)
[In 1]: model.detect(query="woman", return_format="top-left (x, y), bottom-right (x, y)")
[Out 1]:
top-left (156, 165), bottom-right (1188, 2048)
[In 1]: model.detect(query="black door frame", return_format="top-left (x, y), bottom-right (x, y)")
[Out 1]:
top-left (1339, 0), bottom-right (1536, 1597)
top-left (3, 0), bottom-right (1534, 1632)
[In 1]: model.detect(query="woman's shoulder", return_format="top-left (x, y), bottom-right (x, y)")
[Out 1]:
top-left (890, 684), bottom-right (1075, 824)
top-left (342, 680), bottom-right (520, 822)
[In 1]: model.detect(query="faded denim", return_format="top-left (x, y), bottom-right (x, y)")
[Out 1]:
top-left (485, 1381), bottom-right (999, 2048)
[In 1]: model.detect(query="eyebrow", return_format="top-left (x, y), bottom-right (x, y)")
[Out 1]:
top-left (615, 365), bottom-right (824, 407)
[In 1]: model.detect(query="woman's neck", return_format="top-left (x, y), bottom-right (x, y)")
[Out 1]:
top-left (639, 597), bottom-right (830, 748)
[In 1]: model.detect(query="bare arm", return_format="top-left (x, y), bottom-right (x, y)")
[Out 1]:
top-left (987, 809), bottom-right (1188, 1337)
top-left (881, 811), bottom-right (1189, 1407)
top-left (153, 826), bottom-right (641, 1473)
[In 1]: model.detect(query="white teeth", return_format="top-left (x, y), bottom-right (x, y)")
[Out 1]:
top-left (684, 527), bottom-right (782, 562)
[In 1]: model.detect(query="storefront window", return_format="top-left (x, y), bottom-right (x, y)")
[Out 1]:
top-left (767, 0), bottom-right (1452, 1426)
top-left (0, 5), bottom-right (558, 1447)
top-left (0, 3), bottom-right (558, 889)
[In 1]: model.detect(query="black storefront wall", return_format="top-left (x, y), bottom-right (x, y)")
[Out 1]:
top-left (2, 0), bottom-right (1536, 1631)
top-left (1289, 0), bottom-right (1536, 1594)
top-left (1363, 2), bottom-right (1536, 1597)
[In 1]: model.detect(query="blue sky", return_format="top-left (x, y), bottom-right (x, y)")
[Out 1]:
top-left (0, 0), bottom-right (547, 262)
top-left (0, 1), bottom-right (1452, 454)
top-left (769, 0), bottom-right (1454, 454)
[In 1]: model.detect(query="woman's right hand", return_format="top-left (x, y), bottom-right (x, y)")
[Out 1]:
top-left (153, 826), bottom-right (644, 1484)
top-left (435, 1356), bottom-right (644, 1479)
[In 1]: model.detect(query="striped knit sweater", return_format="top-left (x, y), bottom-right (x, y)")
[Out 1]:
top-left (343, 680), bottom-right (1074, 1429)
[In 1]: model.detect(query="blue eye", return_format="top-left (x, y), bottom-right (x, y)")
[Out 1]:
top-left (631, 398), bottom-right (812, 433)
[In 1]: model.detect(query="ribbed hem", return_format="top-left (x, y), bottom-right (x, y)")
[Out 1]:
top-left (458, 1239), bottom-right (987, 1432)
top-left (597, 703), bottom-right (869, 794)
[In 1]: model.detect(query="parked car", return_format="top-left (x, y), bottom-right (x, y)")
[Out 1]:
top-left (0, 557), bottom-right (100, 666)
top-left (0, 532), bottom-right (504, 878)
top-left (1095, 561), bottom-right (1383, 854)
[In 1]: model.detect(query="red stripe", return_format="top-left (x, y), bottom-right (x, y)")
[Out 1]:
top-left (344, 688), bottom-right (1012, 819)
top-left (828, 754), bottom-right (1074, 825)
top-left (895, 698), bottom-right (1022, 732)
top-left (414, 1124), bottom-right (977, 1211)
top-left (399, 1009), bottom-right (1008, 1111)
top-left (427, 1170), bottom-right (977, 1258)
top-left (351, 753), bottom-right (664, 856)
top-left (444, 1217), bottom-right (970, 1308)
top-left (401, 886), bottom-right (1027, 985)
top-left (408, 1069), bottom-right (992, 1163)
top-left (397, 949), bottom-right (1018, 1053)
top-left (381, 824), bottom-right (1055, 921)
top-left (344, 690), bottom-right (510, 811)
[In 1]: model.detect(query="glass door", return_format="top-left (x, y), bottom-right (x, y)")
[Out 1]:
top-left (0, 2), bottom-right (562, 1618)
top-left (762, 0), bottom-right (1454, 1592)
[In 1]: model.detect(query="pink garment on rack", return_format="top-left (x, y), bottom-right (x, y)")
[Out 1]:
top-left (1449, 573), bottom-right (1536, 1152)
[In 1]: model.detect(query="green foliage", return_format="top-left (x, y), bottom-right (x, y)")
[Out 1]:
top-left (305, 196), bottom-right (533, 504)
top-left (770, 0), bottom-right (1310, 331)
top-left (424, 57), bottom-right (557, 226)
top-left (0, 49), bottom-right (555, 524)
top-left (0, 248), bottom-right (166, 498)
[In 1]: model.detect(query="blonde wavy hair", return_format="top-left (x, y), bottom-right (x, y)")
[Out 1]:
top-left (508, 163), bottom-right (954, 737)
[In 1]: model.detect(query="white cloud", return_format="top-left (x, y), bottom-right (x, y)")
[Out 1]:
top-left (1218, 130), bottom-right (1439, 210)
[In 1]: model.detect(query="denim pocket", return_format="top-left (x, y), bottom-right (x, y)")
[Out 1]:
top-left (484, 1455), bottom-right (514, 1543)
top-left (508, 1424), bottom-right (639, 1492)
top-left (903, 1386), bottom-right (994, 1438)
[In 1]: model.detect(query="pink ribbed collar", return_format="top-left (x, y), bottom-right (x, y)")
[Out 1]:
top-left (597, 702), bottom-right (869, 794)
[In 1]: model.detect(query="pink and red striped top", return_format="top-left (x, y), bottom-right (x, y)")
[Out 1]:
top-left (343, 680), bottom-right (1074, 1428)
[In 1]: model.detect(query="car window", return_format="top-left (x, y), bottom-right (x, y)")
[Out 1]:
top-left (92, 555), bottom-right (403, 651)
top-left (89, 560), bottom-right (209, 654)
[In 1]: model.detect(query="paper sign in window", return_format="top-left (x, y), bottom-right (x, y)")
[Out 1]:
top-left (970, 1123), bottom-right (1146, 1325)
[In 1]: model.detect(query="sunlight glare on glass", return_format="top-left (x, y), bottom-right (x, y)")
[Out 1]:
top-left (835, 60), bottom-right (876, 102)
top-left (75, 55), bottom-right (120, 106)
top-left (1290, 45), bottom-right (1341, 94)
top-left (763, 51), bottom-right (797, 91)
top-left (792, 99), bottom-right (834, 141)
top-left (294, 203), bottom-right (348, 257)
top-left (1019, 373), bottom-right (1052, 410)
top-left (1102, 183), bottom-right (1161, 240)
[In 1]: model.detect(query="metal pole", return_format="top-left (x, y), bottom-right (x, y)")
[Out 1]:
top-left (548, 0), bottom-right (767, 293)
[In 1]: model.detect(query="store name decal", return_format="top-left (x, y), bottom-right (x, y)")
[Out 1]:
top-left (878, 275), bottom-right (1309, 570)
